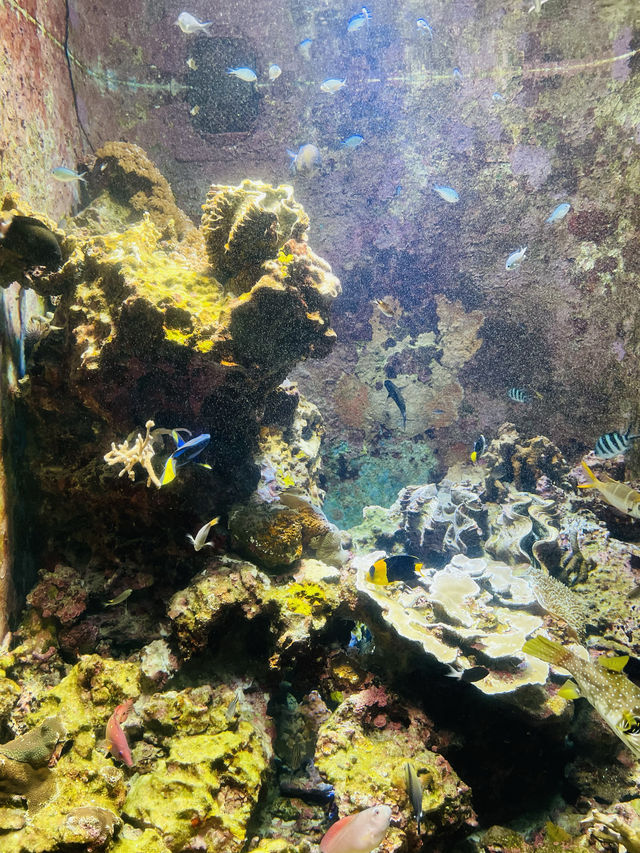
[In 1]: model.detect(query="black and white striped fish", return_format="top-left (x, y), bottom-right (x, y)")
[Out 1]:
top-left (594, 429), bottom-right (640, 459)
top-left (508, 387), bottom-right (531, 403)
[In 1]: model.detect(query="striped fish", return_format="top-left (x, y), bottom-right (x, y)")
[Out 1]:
top-left (508, 387), bottom-right (530, 403)
top-left (594, 430), bottom-right (640, 459)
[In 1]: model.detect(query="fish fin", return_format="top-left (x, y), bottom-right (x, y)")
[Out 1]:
top-left (78, 172), bottom-right (87, 182)
top-left (577, 460), bottom-right (597, 488)
top-left (160, 456), bottom-right (177, 486)
top-left (444, 665), bottom-right (463, 680)
top-left (599, 655), bottom-right (629, 672)
top-left (470, 451), bottom-right (478, 463)
top-left (557, 680), bottom-right (581, 701)
top-left (522, 635), bottom-right (568, 665)
top-left (172, 430), bottom-right (186, 448)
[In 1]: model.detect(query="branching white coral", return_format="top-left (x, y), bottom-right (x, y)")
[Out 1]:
top-left (104, 419), bottom-right (162, 488)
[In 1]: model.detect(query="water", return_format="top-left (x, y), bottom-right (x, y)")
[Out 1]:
top-left (1, 1), bottom-right (640, 851)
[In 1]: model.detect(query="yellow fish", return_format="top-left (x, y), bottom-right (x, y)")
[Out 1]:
top-left (523, 635), bottom-right (640, 759)
top-left (578, 460), bottom-right (640, 519)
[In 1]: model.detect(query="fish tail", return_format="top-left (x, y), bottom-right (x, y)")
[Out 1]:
top-left (577, 459), bottom-right (597, 488)
top-left (522, 635), bottom-right (570, 666)
top-left (160, 456), bottom-right (177, 486)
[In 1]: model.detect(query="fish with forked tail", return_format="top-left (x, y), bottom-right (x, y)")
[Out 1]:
top-left (578, 460), bottom-right (640, 519)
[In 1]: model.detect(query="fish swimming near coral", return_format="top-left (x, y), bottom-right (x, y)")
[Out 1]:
top-left (160, 430), bottom-right (211, 486)
top-left (268, 64), bottom-right (282, 80)
top-left (288, 144), bottom-right (321, 174)
top-left (104, 588), bottom-right (133, 607)
top-left (368, 554), bottom-right (424, 586)
top-left (470, 434), bottom-right (486, 464)
top-left (372, 297), bottom-right (397, 318)
top-left (187, 516), bottom-right (220, 551)
top-left (404, 762), bottom-right (423, 834)
top-left (546, 202), bottom-right (571, 224)
top-left (578, 460), bottom-right (640, 519)
top-left (227, 67), bottom-right (257, 82)
top-left (505, 246), bottom-right (527, 270)
top-left (444, 664), bottom-right (490, 683)
top-left (525, 566), bottom-right (590, 642)
top-left (320, 804), bottom-right (392, 853)
top-left (52, 166), bottom-right (86, 183)
top-left (384, 379), bottom-right (406, 429)
top-left (0, 215), bottom-right (62, 269)
top-left (105, 700), bottom-right (134, 767)
top-left (508, 387), bottom-right (531, 403)
top-left (175, 11), bottom-right (212, 34)
top-left (347, 7), bottom-right (371, 32)
top-left (320, 78), bottom-right (346, 93)
top-left (342, 134), bottom-right (364, 149)
top-left (433, 184), bottom-right (459, 203)
top-left (522, 635), bottom-right (640, 760)
top-left (594, 430), bottom-right (640, 459)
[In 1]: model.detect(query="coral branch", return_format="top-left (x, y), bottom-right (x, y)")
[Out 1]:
top-left (103, 420), bottom-right (162, 488)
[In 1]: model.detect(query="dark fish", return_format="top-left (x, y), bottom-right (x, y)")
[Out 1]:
top-left (595, 430), bottom-right (640, 459)
top-left (508, 387), bottom-right (530, 403)
top-left (470, 434), bottom-right (486, 463)
top-left (384, 379), bottom-right (406, 429)
top-left (404, 762), bottom-right (423, 834)
top-left (1, 216), bottom-right (62, 269)
top-left (444, 664), bottom-right (490, 683)
top-left (368, 554), bottom-right (423, 586)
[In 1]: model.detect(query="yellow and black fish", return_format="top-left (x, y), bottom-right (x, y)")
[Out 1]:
top-left (368, 554), bottom-right (424, 586)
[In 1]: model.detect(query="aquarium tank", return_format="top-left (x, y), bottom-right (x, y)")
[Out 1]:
top-left (2, 0), bottom-right (640, 850)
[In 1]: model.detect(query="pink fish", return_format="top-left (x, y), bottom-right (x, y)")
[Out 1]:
top-left (320, 805), bottom-right (392, 853)
top-left (105, 700), bottom-right (133, 767)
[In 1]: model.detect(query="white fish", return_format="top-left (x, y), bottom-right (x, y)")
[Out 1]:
top-left (52, 167), bottom-right (86, 183)
top-left (175, 12), bottom-right (212, 34)
top-left (268, 64), bottom-right (281, 81)
top-left (546, 202), bottom-right (571, 224)
top-left (320, 78), bottom-right (346, 93)
top-left (227, 67), bottom-right (257, 82)
top-left (320, 805), bottom-right (392, 853)
top-left (416, 18), bottom-right (433, 36)
top-left (505, 246), bottom-right (527, 270)
top-left (186, 57), bottom-right (198, 70)
top-left (187, 516), bottom-right (219, 551)
top-left (287, 144), bottom-right (321, 174)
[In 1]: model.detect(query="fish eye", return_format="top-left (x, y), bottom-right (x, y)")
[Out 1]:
top-left (368, 565), bottom-right (374, 576)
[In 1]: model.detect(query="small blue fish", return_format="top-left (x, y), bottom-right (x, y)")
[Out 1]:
top-left (416, 18), bottom-right (433, 36)
top-left (227, 67), bottom-right (257, 82)
top-left (492, 91), bottom-right (504, 102)
top-left (508, 387), bottom-right (531, 404)
top-left (341, 134), bottom-right (364, 148)
top-left (161, 431), bottom-right (211, 486)
top-left (347, 7), bottom-right (371, 32)
top-left (433, 184), bottom-right (459, 204)
top-left (546, 202), bottom-right (571, 224)
top-left (52, 166), bottom-right (86, 183)
top-left (320, 78), bottom-right (346, 93)
top-left (505, 246), bottom-right (527, 270)
top-left (298, 39), bottom-right (313, 60)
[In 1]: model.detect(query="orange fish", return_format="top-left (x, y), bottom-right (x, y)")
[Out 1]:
top-left (105, 699), bottom-right (134, 766)
top-left (320, 805), bottom-right (392, 853)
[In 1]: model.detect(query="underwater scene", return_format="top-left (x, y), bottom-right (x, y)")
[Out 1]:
top-left (4, 0), bottom-right (640, 851)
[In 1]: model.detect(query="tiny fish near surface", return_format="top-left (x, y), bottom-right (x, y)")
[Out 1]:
top-left (505, 246), bottom-right (527, 270)
top-left (594, 430), bottom-right (640, 459)
top-left (523, 635), bottom-right (640, 760)
top-left (187, 516), bottom-right (220, 551)
top-left (320, 804), bottom-right (392, 853)
top-left (578, 460), bottom-right (640, 519)
top-left (433, 184), bottom-right (459, 203)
